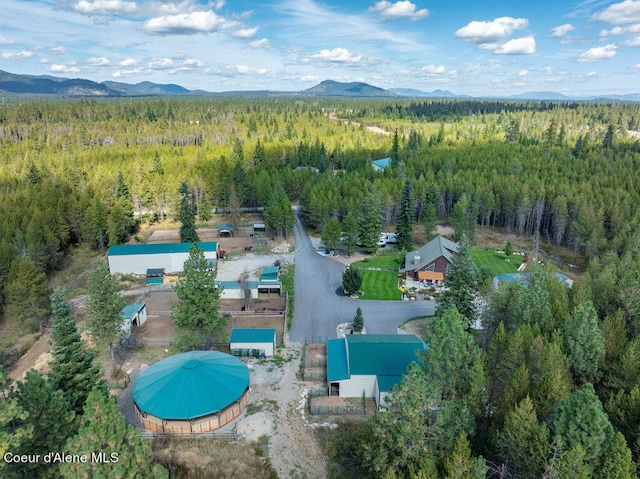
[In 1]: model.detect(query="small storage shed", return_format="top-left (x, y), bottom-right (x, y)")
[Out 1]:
top-left (230, 328), bottom-right (276, 357)
top-left (133, 351), bottom-right (250, 434)
top-left (217, 223), bottom-right (235, 238)
top-left (253, 223), bottom-right (266, 233)
top-left (120, 303), bottom-right (147, 337)
top-left (146, 268), bottom-right (165, 285)
top-left (260, 266), bottom-right (279, 282)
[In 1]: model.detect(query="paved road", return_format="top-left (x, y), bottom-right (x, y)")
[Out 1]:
top-left (290, 213), bottom-right (435, 341)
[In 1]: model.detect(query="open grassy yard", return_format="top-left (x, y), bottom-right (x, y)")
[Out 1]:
top-left (358, 270), bottom-right (402, 300)
top-left (352, 251), bottom-right (402, 270)
top-left (471, 249), bottom-right (521, 276)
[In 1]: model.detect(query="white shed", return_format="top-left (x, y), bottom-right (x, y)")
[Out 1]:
top-left (230, 328), bottom-right (276, 357)
top-left (120, 303), bottom-right (147, 337)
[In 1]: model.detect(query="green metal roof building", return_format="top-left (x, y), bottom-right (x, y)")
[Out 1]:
top-left (327, 334), bottom-right (424, 409)
top-left (132, 350), bottom-right (250, 434)
top-left (107, 241), bottom-right (218, 275)
top-left (230, 328), bottom-right (277, 357)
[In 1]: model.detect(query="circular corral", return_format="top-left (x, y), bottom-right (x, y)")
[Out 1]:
top-left (132, 350), bottom-right (250, 434)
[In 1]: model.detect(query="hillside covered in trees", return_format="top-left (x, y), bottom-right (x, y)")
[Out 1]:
top-left (1, 96), bottom-right (640, 477)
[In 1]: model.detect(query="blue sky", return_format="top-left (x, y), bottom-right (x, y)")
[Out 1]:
top-left (1, 0), bottom-right (639, 95)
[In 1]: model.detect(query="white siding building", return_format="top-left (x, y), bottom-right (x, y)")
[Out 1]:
top-left (108, 242), bottom-right (218, 275)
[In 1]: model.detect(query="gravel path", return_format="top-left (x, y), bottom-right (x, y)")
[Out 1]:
top-left (290, 213), bottom-right (435, 341)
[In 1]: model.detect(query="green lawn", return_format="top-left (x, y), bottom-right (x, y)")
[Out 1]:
top-left (470, 249), bottom-right (521, 276)
top-left (358, 269), bottom-right (402, 300)
top-left (352, 251), bottom-right (402, 270)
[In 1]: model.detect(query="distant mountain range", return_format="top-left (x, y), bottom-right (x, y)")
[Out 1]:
top-left (0, 69), bottom-right (639, 101)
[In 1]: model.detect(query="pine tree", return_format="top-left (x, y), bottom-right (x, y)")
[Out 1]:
top-left (85, 262), bottom-right (126, 373)
top-left (545, 443), bottom-right (592, 479)
top-left (436, 234), bottom-right (477, 324)
top-left (359, 192), bottom-right (383, 254)
top-left (423, 203), bottom-right (438, 242)
top-left (4, 256), bottom-right (50, 332)
top-left (179, 182), bottom-right (199, 243)
top-left (444, 432), bottom-right (488, 479)
top-left (60, 389), bottom-right (168, 479)
top-left (252, 138), bottom-right (266, 165)
top-left (321, 217), bottom-right (341, 251)
top-left (171, 244), bottom-right (223, 349)
top-left (48, 290), bottom-right (107, 415)
top-left (499, 396), bottom-right (550, 479)
top-left (0, 367), bottom-right (33, 477)
top-left (390, 128), bottom-right (400, 167)
top-left (562, 301), bottom-right (605, 385)
top-left (353, 306), bottom-right (364, 332)
top-left (115, 169), bottom-right (130, 200)
top-left (552, 383), bottom-right (614, 468)
top-left (599, 432), bottom-right (636, 479)
top-left (342, 267), bottom-right (362, 296)
top-left (396, 178), bottom-right (414, 252)
top-left (6, 370), bottom-right (76, 479)
top-left (341, 213), bottom-right (359, 255)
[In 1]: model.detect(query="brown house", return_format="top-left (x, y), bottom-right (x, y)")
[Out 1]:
top-left (401, 236), bottom-right (459, 282)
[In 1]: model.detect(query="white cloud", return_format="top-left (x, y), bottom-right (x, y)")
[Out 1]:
top-left (493, 35), bottom-right (536, 55)
top-left (634, 63), bottom-right (640, 68)
top-left (455, 17), bottom-right (529, 45)
top-left (233, 27), bottom-right (259, 39)
top-left (51, 46), bottom-right (67, 55)
top-left (183, 58), bottom-right (204, 68)
top-left (418, 64), bottom-right (445, 74)
top-left (148, 58), bottom-right (174, 69)
top-left (577, 44), bottom-right (618, 62)
top-left (551, 24), bottom-right (575, 38)
top-left (305, 47), bottom-right (363, 64)
top-left (625, 35), bottom-right (640, 45)
top-left (143, 11), bottom-right (240, 35)
top-left (74, 0), bottom-right (137, 15)
top-left (591, 0), bottom-right (640, 24)
top-left (0, 50), bottom-right (35, 60)
top-left (49, 62), bottom-right (80, 73)
top-left (369, 1), bottom-right (429, 21)
top-left (87, 56), bottom-right (110, 66)
top-left (0, 36), bottom-right (14, 46)
top-left (518, 69), bottom-right (529, 76)
top-left (600, 24), bottom-right (640, 36)
top-left (585, 71), bottom-right (601, 77)
top-left (248, 38), bottom-right (270, 49)
top-left (119, 58), bottom-right (138, 66)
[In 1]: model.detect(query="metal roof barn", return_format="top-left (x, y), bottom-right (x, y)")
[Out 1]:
top-left (107, 241), bottom-right (218, 275)
top-left (132, 350), bottom-right (249, 434)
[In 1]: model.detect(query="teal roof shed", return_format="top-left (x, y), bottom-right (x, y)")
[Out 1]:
top-left (132, 351), bottom-right (249, 421)
top-left (260, 266), bottom-right (280, 281)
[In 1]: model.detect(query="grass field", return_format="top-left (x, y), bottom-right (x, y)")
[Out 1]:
top-left (358, 270), bottom-right (402, 300)
top-left (471, 249), bottom-right (521, 276)
top-left (352, 251), bottom-right (402, 270)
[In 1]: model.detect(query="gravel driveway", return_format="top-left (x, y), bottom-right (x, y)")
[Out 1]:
top-left (290, 213), bottom-right (435, 341)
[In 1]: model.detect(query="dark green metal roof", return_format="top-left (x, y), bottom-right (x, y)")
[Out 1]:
top-left (230, 328), bottom-right (276, 344)
top-left (327, 339), bottom-right (349, 382)
top-left (132, 351), bottom-right (249, 420)
top-left (121, 303), bottom-right (145, 319)
top-left (108, 242), bottom-right (218, 256)
top-left (403, 236), bottom-right (458, 273)
top-left (217, 224), bottom-right (234, 232)
top-left (377, 375), bottom-right (403, 393)
top-left (346, 334), bottom-right (424, 376)
top-left (260, 266), bottom-right (280, 281)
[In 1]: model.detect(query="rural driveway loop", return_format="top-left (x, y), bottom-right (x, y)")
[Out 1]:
top-left (289, 213), bottom-right (435, 341)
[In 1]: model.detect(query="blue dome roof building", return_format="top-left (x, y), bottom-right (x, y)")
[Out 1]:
top-left (132, 350), bottom-right (250, 434)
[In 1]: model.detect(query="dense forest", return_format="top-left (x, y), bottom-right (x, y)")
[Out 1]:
top-left (1, 96), bottom-right (640, 477)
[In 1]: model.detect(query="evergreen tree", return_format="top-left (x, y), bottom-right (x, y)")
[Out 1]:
top-left (552, 383), bottom-right (614, 469)
top-left (321, 217), bottom-right (341, 251)
top-left (423, 203), bottom-right (438, 242)
top-left (115, 169), bottom-right (130, 200)
top-left (499, 396), bottom-right (550, 479)
top-left (231, 160), bottom-right (249, 206)
top-left (504, 241), bottom-right (513, 257)
top-left (4, 256), bottom-right (50, 332)
top-left (391, 128), bottom-right (400, 167)
top-left (545, 443), bottom-right (592, 479)
top-left (6, 370), bottom-right (75, 479)
top-left (342, 267), bottom-right (362, 296)
top-left (0, 367), bottom-right (33, 477)
top-left (359, 192), bottom-right (383, 254)
top-left (436, 234), bottom-right (477, 324)
top-left (48, 290), bottom-right (107, 415)
top-left (83, 197), bottom-right (108, 250)
top-left (396, 178), bottom-right (414, 251)
top-left (353, 306), bottom-right (364, 332)
top-left (107, 196), bottom-right (134, 246)
top-left (171, 244), bottom-right (223, 349)
top-left (599, 432), bottom-right (636, 479)
top-left (562, 301), bottom-right (605, 385)
top-left (341, 213), bottom-right (359, 255)
top-left (252, 138), bottom-right (266, 165)
top-left (178, 182), bottom-right (199, 243)
top-left (85, 262), bottom-right (125, 372)
top-left (60, 389), bottom-right (168, 479)
top-left (444, 432), bottom-right (488, 479)
top-left (264, 182), bottom-right (295, 239)
top-left (603, 124), bottom-right (615, 150)
top-left (424, 306), bottom-right (484, 401)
